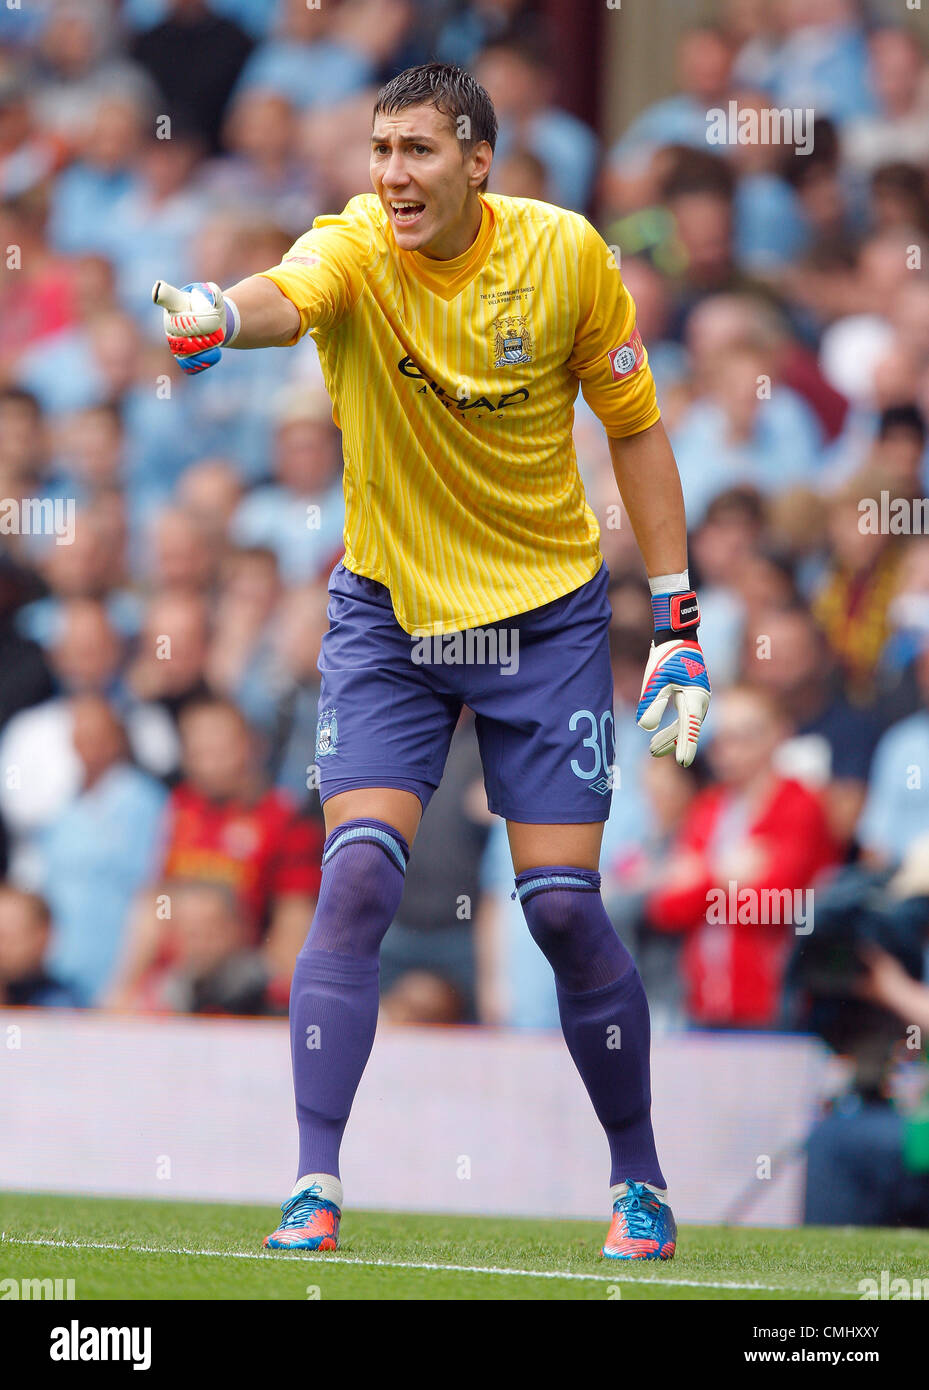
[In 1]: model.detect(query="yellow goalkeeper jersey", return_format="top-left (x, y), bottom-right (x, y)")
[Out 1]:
top-left (260, 192), bottom-right (660, 635)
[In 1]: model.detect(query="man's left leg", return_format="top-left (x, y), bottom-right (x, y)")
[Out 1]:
top-left (467, 563), bottom-right (675, 1258)
top-left (508, 820), bottom-right (664, 1187)
top-left (507, 820), bottom-right (675, 1260)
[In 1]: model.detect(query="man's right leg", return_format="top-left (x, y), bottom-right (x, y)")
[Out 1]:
top-left (265, 788), bottom-right (421, 1249)
top-left (265, 562), bottom-right (458, 1248)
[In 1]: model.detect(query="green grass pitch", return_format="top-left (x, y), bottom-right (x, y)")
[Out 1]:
top-left (2, 1191), bottom-right (927, 1300)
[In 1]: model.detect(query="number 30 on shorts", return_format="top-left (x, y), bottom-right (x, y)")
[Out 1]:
top-left (569, 708), bottom-right (616, 787)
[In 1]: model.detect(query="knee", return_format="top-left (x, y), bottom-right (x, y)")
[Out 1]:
top-left (517, 867), bottom-right (602, 954)
top-left (304, 823), bottom-right (411, 957)
top-left (522, 887), bottom-right (590, 951)
top-left (325, 848), bottom-right (393, 919)
top-left (516, 867), bottom-right (635, 990)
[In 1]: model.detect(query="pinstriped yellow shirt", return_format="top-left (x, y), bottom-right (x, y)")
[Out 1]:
top-left (260, 192), bottom-right (660, 635)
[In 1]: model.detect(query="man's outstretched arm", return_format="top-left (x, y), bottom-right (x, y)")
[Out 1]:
top-left (152, 275), bottom-right (301, 373)
top-left (222, 275), bottom-right (301, 348)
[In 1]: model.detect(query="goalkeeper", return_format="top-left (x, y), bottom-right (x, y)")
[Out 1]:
top-left (154, 62), bottom-right (710, 1261)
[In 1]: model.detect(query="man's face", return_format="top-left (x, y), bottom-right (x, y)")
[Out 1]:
top-left (707, 689), bottom-right (783, 789)
top-left (0, 896), bottom-right (46, 980)
top-left (181, 708), bottom-right (252, 801)
top-left (370, 102), bottom-right (489, 258)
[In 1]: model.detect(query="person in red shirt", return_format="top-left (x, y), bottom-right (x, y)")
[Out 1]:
top-left (109, 696), bottom-right (321, 1009)
top-left (648, 684), bottom-right (839, 1028)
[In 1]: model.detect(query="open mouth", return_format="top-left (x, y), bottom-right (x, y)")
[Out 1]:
top-left (390, 201), bottom-right (426, 227)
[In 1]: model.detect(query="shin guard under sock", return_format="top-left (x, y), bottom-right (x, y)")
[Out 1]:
top-left (515, 866), bottom-right (666, 1189)
top-left (290, 819), bottom-right (409, 1179)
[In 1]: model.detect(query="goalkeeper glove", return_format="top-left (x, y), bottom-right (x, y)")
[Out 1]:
top-left (636, 588), bottom-right (711, 768)
top-left (152, 279), bottom-right (240, 375)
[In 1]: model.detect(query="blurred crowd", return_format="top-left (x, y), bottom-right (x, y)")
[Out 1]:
top-left (0, 0), bottom-right (928, 1105)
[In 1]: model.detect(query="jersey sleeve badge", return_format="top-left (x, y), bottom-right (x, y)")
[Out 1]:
top-left (607, 326), bottom-right (645, 380)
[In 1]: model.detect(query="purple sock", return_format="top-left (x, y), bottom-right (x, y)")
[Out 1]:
top-left (290, 819), bottom-right (409, 1181)
top-left (515, 866), bottom-right (666, 1189)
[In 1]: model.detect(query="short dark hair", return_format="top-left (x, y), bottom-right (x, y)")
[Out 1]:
top-left (372, 62), bottom-right (497, 193)
top-left (0, 386), bottom-right (41, 420)
top-left (879, 403), bottom-right (927, 444)
top-left (179, 694), bottom-right (252, 736)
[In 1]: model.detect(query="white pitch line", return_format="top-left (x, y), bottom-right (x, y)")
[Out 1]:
top-left (1, 1235), bottom-right (850, 1295)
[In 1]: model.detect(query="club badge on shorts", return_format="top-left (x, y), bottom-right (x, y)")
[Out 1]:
top-left (316, 707), bottom-right (339, 758)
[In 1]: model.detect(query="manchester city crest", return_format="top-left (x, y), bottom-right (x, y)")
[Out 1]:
top-left (315, 707), bottom-right (339, 758)
top-left (493, 314), bottom-right (532, 367)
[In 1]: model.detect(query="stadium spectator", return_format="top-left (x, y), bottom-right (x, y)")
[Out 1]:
top-left (812, 471), bottom-right (901, 705)
top-left (0, 63), bottom-right (65, 201)
top-left (129, 0), bottom-right (254, 153)
top-left (488, 145), bottom-right (548, 201)
top-left (380, 969), bottom-right (466, 1025)
top-left (202, 87), bottom-right (320, 237)
top-left (14, 503), bottom-right (141, 654)
top-left (206, 544), bottom-right (282, 719)
top-left (671, 339), bottom-right (823, 524)
top-left (781, 117), bottom-right (861, 264)
top-left (684, 292), bottom-right (848, 445)
top-left (229, 383), bottom-right (345, 585)
top-left (435, 0), bottom-right (538, 69)
top-left (0, 194), bottom-right (78, 378)
top-left (46, 91), bottom-right (145, 257)
top-left (647, 684), bottom-right (839, 1028)
top-left (144, 505), bottom-right (222, 594)
top-left (687, 485), bottom-right (760, 687)
top-left (95, 121), bottom-right (211, 327)
top-left (176, 457), bottom-right (244, 541)
top-left (125, 589), bottom-right (213, 731)
top-left (0, 553), bottom-right (54, 735)
top-left (380, 711), bottom-right (491, 1022)
top-left (870, 161), bottom-right (929, 239)
top-left (858, 635), bottom-right (929, 867)
top-left (473, 38), bottom-right (598, 210)
top-left (605, 25), bottom-right (734, 210)
top-left (37, 694), bottom-right (167, 1005)
top-left (138, 878), bottom-right (276, 1016)
top-left (30, 0), bottom-right (157, 154)
top-left (107, 696), bottom-right (321, 1009)
top-left (802, 846), bottom-right (929, 1228)
top-left (230, 0), bottom-right (382, 113)
top-left (0, 598), bottom-right (130, 879)
top-left (250, 575), bottom-right (329, 801)
top-left (0, 885), bottom-right (78, 1007)
top-left (50, 401), bottom-right (126, 497)
top-left (763, 0), bottom-right (876, 129)
top-left (878, 533), bottom-right (929, 725)
top-left (744, 604), bottom-right (881, 846)
top-left (299, 86), bottom-right (382, 213)
top-left (0, 386), bottom-right (48, 504)
top-left (843, 26), bottom-right (929, 175)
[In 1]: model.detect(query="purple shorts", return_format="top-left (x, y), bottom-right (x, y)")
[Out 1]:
top-left (314, 562), bottom-right (615, 823)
